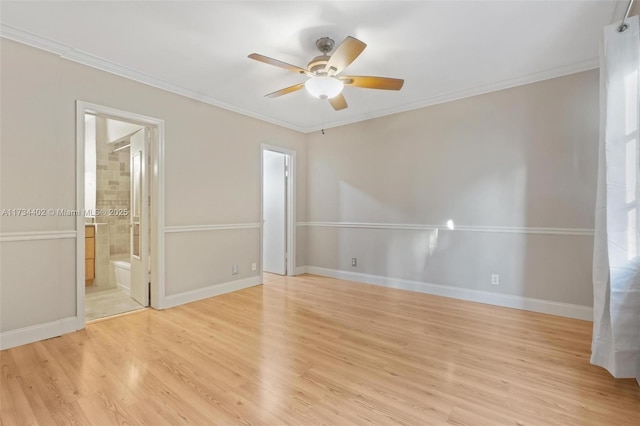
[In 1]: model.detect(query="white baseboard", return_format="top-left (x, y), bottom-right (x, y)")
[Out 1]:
top-left (161, 275), bottom-right (263, 309)
top-left (0, 317), bottom-right (78, 350)
top-left (304, 266), bottom-right (593, 321)
top-left (294, 266), bottom-right (307, 275)
top-left (116, 283), bottom-right (130, 294)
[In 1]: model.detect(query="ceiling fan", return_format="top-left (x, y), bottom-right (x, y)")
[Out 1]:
top-left (248, 36), bottom-right (404, 111)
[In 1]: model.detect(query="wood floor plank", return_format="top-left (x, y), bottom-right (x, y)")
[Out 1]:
top-left (1, 273), bottom-right (639, 425)
top-left (0, 370), bottom-right (37, 426)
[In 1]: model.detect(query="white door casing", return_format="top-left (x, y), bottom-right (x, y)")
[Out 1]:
top-left (77, 101), bottom-right (165, 330)
top-left (129, 128), bottom-right (149, 306)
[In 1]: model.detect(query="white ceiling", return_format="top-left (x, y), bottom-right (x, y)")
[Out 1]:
top-left (0, 1), bottom-right (626, 133)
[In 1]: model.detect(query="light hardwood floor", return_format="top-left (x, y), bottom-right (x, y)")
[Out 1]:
top-left (1, 274), bottom-right (638, 425)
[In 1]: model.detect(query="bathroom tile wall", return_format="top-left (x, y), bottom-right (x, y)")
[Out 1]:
top-left (93, 223), bottom-right (111, 288)
top-left (96, 117), bottom-right (130, 257)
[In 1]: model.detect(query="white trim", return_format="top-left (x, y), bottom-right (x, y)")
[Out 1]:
top-left (261, 144), bottom-right (297, 277)
top-left (297, 222), bottom-right (594, 237)
top-left (116, 283), bottom-right (131, 294)
top-left (0, 25), bottom-right (308, 134)
top-left (161, 275), bottom-right (262, 309)
top-left (1, 25), bottom-right (598, 134)
top-left (0, 317), bottom-right (77, 350)
top-left (76, 103), bottom-right (86, 329)
top-left (302, 59), bottom-right (599, 133)
top-left (151, 123), bottom-right (166, 310)
top-left (76, 101), bottom-right (166, 330)
top-left (165, 223), bottom-right (261, 233)
top-left (295, 266), bottom-right (307, 275)
top-left (0, 230), bottom-right (77, 242)
top-left (305, 266), bottom-right (593, 321)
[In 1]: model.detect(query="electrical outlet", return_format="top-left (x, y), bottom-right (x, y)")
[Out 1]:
top-left (232, 265), bottom-right (239, 275)
top-left (491, 274), bottom-right (500, 285)
top-left (251, 262), bottom-right (257, 271)
top-left (352, 258), bottom-right (357, 267)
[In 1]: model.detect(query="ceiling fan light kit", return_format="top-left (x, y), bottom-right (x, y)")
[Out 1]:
top-left (249, 36), bottom-right (404, 111)
top-left (304, 76), bottom-right (344, 99)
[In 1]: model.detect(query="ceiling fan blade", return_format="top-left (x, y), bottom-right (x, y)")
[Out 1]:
top-left (328, 93), bottom-right (348, 111)
top-left (340, 76), bottom-right (404, 90)
top-left (265, 83), bottom-right (305, 98)
top-left (248, 53), bottom-right (307, 74)
top-left (324, 36), bottom-right (367, 75)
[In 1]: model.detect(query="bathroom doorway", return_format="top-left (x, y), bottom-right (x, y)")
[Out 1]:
top-left (76, 102), bottom-right (165, 326)
top-left (261, 145), bottom-right (296, 281)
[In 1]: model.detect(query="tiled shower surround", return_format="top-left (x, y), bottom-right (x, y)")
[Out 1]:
top-left (96, 117), bottom-right (130, 257)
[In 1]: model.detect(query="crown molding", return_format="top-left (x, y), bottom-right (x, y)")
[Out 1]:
top-left (2, 23), bottom-right (598, 134)
top-left (0, 24), bottom-right (308, 133)
top-left (302, 59), bottom-right (599, 133)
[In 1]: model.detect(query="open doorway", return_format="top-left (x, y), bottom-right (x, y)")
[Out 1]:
top-left (76, 102), bottom-right (165, 327)
top-left (261, 145), bottom-right (296, 281)
top-left (83, 114), bottom-right (149, 320)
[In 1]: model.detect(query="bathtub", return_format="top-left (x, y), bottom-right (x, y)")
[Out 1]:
top-left (110, 255), bottom-right (131, 294)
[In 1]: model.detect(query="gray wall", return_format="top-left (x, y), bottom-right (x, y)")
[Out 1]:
top-left (0, 37), bottom-right (599, 340)
top-left (0, 39), bottom-right (307, 333)
top-left (304, 70), bottom-right (599, 307)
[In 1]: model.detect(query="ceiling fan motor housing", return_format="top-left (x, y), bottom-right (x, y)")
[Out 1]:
top-left (307, 55), bottom-right (330, 74)
top-left (308, 37), bottom-right (335, 74)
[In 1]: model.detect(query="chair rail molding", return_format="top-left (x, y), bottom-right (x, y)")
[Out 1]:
top-left (297, 222), bottom-right (594, 236)
top-left (0, 230), bottom-right (77, 242)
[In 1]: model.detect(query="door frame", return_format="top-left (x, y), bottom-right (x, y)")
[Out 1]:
top-left (260, 144), bottom-right (296, 276)
top-left (75, 101), bottom-right (165, 329)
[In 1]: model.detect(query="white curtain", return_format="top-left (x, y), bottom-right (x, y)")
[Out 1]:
top-left (592, 15), bottom-right (640, 381)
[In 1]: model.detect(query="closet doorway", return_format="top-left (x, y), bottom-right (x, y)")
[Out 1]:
top-left (261, 145), bottom-right (296, 279)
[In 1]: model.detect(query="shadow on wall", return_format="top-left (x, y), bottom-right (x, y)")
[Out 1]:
top-left (308, 71), bottom-right (599, 308)
top-left (519, 74), bottom-right (597, 307)
top-left (327, 136), bottom-right (529, 300)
